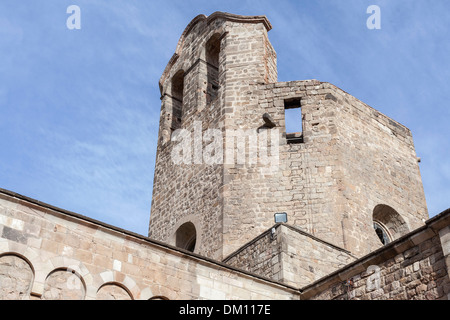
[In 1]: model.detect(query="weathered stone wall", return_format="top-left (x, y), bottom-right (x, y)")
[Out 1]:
top-left (223, 226), bottom-right (283, 282)
top-left (149, 12), bottom-right (427, 262)
top-left (222, 80), bottom-right (344, 257)
top-left (0, 11), bottom-right (445, 301)
top-left (41, 269), bottom-right (86, 300)
top-left (327, 82), bottom-right (429, 255)
top-left (302, 209), bottom-right (450, 300)
top-left (1, 188), bottom-right (447, 300)
top-left (149, 13), bottom-right (276, 260)
top-left (222, 79), bottom-right (428, 258)
top-left (277, 225), bottom-right (356, 287)
top-left (149, 15), bottom-right (229, 259)
top-left (0, 189), bottom-right (300, 300)
top-left (224, 224), bottom-right (356, 288)
top-left (0, 254), bottom-right (33, 299)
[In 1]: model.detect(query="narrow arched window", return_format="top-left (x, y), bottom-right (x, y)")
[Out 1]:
top-left (175, 222), bottom-right (197, 252)
top-left (373, 221), bottom-right (391, 245)
top-left (373, 204), bottom-right (409, 244)
top-left (205, 34), bottom-right (221, 104)
top-left (171, 70), bottom-right (184, 132)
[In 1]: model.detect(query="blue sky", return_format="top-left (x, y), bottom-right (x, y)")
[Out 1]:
top-left (0, 1), bottom-right (449, 236)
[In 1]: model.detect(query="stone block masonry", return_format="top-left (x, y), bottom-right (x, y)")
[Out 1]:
top-left (1, 11), bottom-right (447, 301)
top-left (301, 209), bottom-right (450, 300)
top-left (149, 13), bottom-right (277, 260)
top-left (224, 223), bottom-right (357, 288)
top-left (222, 79), bottom-right (428, 258)
top-left (1, 187), bottom-right (447, 300)
top-left (0, 189), bottom-right (300, 300)
top-left (149, 11), bottom-right (428, 263)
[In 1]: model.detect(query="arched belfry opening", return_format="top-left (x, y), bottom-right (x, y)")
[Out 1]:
top-left (171, 69), bottom-right (185, 132)
top-left (175, 222), bottom-right (197, 252)
top-left (373, 204), bottom-right (409, 244)
top-left (205, 33), bottom-right (221, 104)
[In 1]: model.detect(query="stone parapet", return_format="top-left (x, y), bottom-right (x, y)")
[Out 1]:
top-left (0, 188), bottom-right (300, 300)
top-left (301, 209), bottom-right (450, 300)
top-left (224, 223), bottom-right (357, 288)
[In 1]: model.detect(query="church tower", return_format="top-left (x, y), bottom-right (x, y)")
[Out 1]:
top-left (148, 12), bottom-right (428, 261)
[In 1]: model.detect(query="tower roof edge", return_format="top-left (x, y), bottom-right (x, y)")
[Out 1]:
top-left (158, 12), bottom-right (272, 94)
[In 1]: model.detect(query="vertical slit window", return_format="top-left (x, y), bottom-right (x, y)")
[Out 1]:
top-left (205, 34), bottom-right (221, 104)
top-left (171, 70), bottom-right (184, 132)
top-left (284, 98), bottom-right (303, 143)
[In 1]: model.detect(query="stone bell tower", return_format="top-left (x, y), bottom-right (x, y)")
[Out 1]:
top-left (148, 12), bottom-right (277, 260)
top-left (148, 12), bottom-right (429, 261)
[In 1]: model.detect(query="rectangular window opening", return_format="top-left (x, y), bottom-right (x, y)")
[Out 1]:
top-left (284, 98), bottom-right (303, 144)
